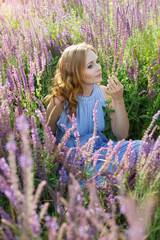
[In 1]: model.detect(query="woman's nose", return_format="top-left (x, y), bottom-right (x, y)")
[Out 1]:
top-left (97, 64), bottom-right (101, 71)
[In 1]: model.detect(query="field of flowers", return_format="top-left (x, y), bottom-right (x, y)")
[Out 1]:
top-left (0, 0), bottom-right (160, 239)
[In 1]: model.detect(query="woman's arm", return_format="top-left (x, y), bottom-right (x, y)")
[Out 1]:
top-left (100, 76), bottom-right (129, 139)
top-left (46, 97), bottom-right (63, 136)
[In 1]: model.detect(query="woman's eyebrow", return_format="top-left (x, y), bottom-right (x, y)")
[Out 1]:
top-left (87, 60), bottom-right (93, 66)
top-left (87, 58), bottom-right (98, 66)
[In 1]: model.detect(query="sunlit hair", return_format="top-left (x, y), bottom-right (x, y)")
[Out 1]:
top-left (44, 43), bottom-right (97, 116)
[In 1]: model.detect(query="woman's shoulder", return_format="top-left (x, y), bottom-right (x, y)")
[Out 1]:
top-left (46, 95), bottom-right (64, 120)
top-left (53, 95), bottom-right (64, 106)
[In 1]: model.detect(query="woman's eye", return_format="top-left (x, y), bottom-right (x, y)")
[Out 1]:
top-left (87, 65), bottom-right (93, 69)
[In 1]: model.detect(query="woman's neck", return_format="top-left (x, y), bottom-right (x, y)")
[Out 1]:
top-left (82, 84), bottom-right (94, 97)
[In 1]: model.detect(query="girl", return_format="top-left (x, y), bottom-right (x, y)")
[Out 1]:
top-left (45, 43), bottom-right (141, 182)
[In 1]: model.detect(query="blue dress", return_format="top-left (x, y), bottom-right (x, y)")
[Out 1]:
top-left (56, 84), bottom-right (141, 184)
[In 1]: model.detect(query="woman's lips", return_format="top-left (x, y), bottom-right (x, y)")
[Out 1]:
top-left (96, 73), bottom-right (102, 78)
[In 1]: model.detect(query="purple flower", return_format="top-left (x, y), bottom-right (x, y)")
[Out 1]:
top-left (139, 90), bottom-right (147, 95)
top-left (0, 175), bottom-right (16, 205)
top-left (29, 213), bottom-right (40, 237)
top-left (6, 136), bottom-right (17, 151)
top-left (16, 115), bottom-right (29, 132)
top-left (117, 32), bottom-right (128, 70)
top-left (30, 115), bottom-right (41, 149)
top-left (153, 110), bottom-right (160, 120)
top-left (19, 153), bottom-right (32, 168)
top-left (0, 157), bottom-right (11, 180)
top-left (12, 66), bottom-right (22, 95)
top-left (112, 35), bottom-right (118, 73)
top-left (6, 69), bottom-right (15, 90)
top-left (0, 206), bottom-right (13, 224)
top-left (28, 72), bottom-right (35, 96)
top-left (17, 96), bottom-right (22, 114)
top-left (16, 50), bottom-right (28, 90)
top-left (35, 109), bottom-right (56, 153)
top-left (45, 216), bottom-right (59, 230)
top-left (59, 168), bottom-right (68, 182)
top-left (45, 216), bottom-right (59, 240)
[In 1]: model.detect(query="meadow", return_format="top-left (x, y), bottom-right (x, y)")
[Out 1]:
top-left (0, 0), bottom-right (160, 239)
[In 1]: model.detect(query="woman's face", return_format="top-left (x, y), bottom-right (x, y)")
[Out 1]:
top-left (82, 49), bottom-right (102, 86)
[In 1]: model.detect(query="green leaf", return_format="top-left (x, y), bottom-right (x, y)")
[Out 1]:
top-left (105, 124), bottom-right (110, 130)
top-left (107, 109), bottom-right (115, 114)
top-left (151, 225), bottom-right (160, 232)
top-left (139, 115), bottom-right (151, 119)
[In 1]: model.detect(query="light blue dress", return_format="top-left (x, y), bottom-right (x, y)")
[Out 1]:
top-left (56, 84), bottom-right (141, 184)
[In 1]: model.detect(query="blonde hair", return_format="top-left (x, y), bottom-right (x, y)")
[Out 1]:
top-left (45, 43), bottom-right (97, 116)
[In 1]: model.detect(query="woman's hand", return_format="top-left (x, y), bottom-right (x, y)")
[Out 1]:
top-left (107, 75), bottom-right (124, 101)
top-left (104, 75), bottom-right (129, 139)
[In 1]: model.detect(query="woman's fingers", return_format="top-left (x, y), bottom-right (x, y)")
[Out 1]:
top-left (107, 76), bottom-right (124, 100)
top-left (108, 76), bottom-right (122, 86)
top-left (108, 76), bottom-right (123, 89)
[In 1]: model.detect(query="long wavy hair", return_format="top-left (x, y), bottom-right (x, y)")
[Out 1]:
top-left (44, 43), bottom-right (97, 116)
